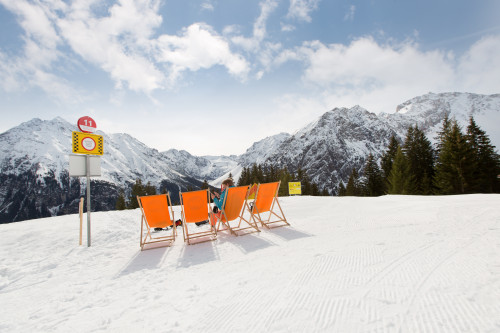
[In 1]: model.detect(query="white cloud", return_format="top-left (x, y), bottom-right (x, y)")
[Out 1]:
top-left (287, 0), bottom-right (320, 23)
top-left (255, 0), bottom-right (279, 41)
top-left (154, 23), bottom-right (250, 83)
top-left (456, 35), bottom-right (500, 94)
top-left (0, 0), bottom-right (84, 102)
top-left (222, 25), bottom-right (241, 36)
top-left (230, 0), bottom-right (278, 52)
top-left (281, 23), bottom-right (296, 32)
top-left (201, 1), bottom-right (215, 11)
top-left (0, 0), bottom-right (250, 97)
top-left (300, 38), bottom-right (454, 90)
top-left (275, 34), bottom-right (500, 114)
top-left (344, 5), bottom-right (355, 21)
top-left (228, 0), bottom-right (282, 77)
top-left (56, 0), bottom-right (165, 93)
top-left (0, 51), bottom-right (23, 92)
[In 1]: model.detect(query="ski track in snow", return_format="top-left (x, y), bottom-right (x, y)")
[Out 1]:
top-left (0, 195), bottom-right (499, 332)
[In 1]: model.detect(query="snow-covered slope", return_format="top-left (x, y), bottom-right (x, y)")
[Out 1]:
top-left (1, 195), bottom-right (499, 332)
top-left (391, 92), bottom-right (500, 147)
top-left (0, 117), bottom-right (199, 187)
top-left (208, 132), bottom-right (291, 186)
top-left (0, 117), bottom-right (72, 182)
top-left (162, 149), bottom-right (239, 182)
top-left (238, 132), bottom-right (291, 166)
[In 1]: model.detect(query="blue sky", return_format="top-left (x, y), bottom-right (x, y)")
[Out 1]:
top-left (1, 0), bottom-right (499, 156)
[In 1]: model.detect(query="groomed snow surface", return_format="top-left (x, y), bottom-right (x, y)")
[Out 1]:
top-left (1, 195), bottom-right (499, 332)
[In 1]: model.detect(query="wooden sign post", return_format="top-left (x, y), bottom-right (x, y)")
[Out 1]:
top-left (79, 197), bottom-right (84, 245)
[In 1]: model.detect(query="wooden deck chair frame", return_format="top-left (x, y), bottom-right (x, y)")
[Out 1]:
top-left (215, 185), bottom-right (260, 236)
top-left (180, 189), bottom-right (217, 245)
top-left (137, 194), bottom-right (176, 251)
top-left (250, 181), bottom-right (290, 229)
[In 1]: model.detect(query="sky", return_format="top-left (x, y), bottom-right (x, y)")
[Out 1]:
top-left (0, 0), bottom-right (499, 156)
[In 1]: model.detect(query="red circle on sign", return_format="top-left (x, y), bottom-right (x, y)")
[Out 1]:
top-left (78, 116), bottom-right (97, 133)
top-left (81, 137), bottom-right (96, 151)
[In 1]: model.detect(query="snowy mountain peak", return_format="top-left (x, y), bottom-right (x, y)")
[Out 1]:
top-left (0, 117), bottom-right (209, 222)
top-left (1, 92), bottom-right (499, 222)
top-left (238, 132), bottom-right (291, 166)
top-left (393, 92), bottom-right (500, 145)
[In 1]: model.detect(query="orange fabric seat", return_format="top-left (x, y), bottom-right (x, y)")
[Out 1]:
top-left (250, 181), bottom-right (289, 229)
top-left (214, 185), bottom-right (260, 236)
top-left (180, 189), bottom-right (217, 245)
top-left (137, 194), bottom-right (176, 250)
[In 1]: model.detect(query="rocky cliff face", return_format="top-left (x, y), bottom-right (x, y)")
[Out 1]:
top-left (263, 106), bottom-right (398, 190)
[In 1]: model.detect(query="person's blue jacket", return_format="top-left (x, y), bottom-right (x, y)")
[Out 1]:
top-left (213, 186), bottom-right (234, 210)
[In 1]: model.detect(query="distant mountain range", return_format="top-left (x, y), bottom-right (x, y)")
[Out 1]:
top-left (1, 92), bottom-right (499, 222)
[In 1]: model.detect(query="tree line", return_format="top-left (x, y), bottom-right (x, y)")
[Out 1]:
top-left (237, 164), bottom-right (329, 196)
top-left (115, 179), bottom-right (157, 210)
top-left (338, 116), bottom-right (500, 196)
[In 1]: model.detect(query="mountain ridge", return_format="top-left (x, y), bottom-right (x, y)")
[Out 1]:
top-left (1, 91), bottom-right (499, 222)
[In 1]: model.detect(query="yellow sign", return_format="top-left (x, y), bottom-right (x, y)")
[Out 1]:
top-left (288, 182), bottom-right (302, 195)
top-left (72, 131), bottom-right (103, 155)
top-left (247, 183), bottom-right (258, 200)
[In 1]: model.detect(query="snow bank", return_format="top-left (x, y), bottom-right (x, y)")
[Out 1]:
top-left (1, 195), bottom-right (499, 332)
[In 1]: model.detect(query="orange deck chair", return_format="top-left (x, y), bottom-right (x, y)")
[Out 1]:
top-left (137, 194), bottom-right (176, 251)
top-left (214, 185), bottom-right (260, 236)
top-left (180, 189), bottom-right (217, 245)
top-left (250, 181), bottom-right (290, 229)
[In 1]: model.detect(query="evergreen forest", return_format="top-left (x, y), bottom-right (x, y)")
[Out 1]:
top-left (338, 116), bottom-right (500, 196)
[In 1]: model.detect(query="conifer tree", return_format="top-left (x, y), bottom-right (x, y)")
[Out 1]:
top-left (435, 114), bottom-right (451, 155)
top-left (337, 182), bottom-right (346, 196)
top-left (302, 174), bottom-right (312, 195)
top-left (363, 153), bottom-right (385, 196)
top-left (403, 125), bottom-right (434, 194)
top-left (237, 167), bottom-right (249, 186)
top-left (128, 179), bottom-right (144, 209)
top-left (257, 165), bottom-right (264, 182)
top-left (268, 165), bottom-right (277, 183)
top-left (387, 147), bottom-right (414, 194)
top-left (345, 168), bottom-right (360, 196)
top-left (296, 168), bottom-right (305, 183)
top-left (311, 183), bottom-right (320, 196)
top-left (381, 135), bottom-right (400, 182)
top-left (201, 180), bottom-right (209, 189)
top-left (251, 164), bottom-right (260, 183)
top-left (115, 189), bottom-right (126, 210)
top-left (466, 117), bottom-right (500, 192)
top-left (435, 120), bottom-right (476, 194)
top-left (144, 182), bottom-right (156, 195)
top-left (321, 187), bottom-right (329, 196)
top-left (278, 167), bottom-right (292, 196)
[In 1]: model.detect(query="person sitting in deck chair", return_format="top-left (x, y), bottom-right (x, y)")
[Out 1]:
top-left (210, 178), bottom-right (234, 224)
